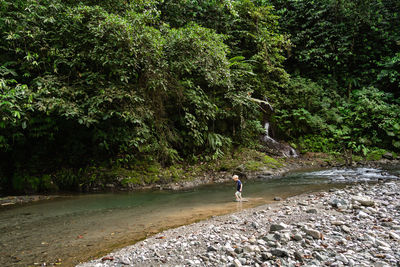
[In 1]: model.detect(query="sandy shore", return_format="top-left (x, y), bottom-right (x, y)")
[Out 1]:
top-left (78, 179), bottom-right (400, 267)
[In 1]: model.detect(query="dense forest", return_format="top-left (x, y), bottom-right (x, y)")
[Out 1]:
top-left (0, 0), bottom-right (399, 193)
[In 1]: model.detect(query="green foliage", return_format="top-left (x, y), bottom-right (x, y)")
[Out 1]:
top-left (297, 135), bottom-right (338, 154)
top-left (275, 77), bottom-right (342, 137)
top-left (262, 155), bottom-right (283, 168)
top-left (244, 160), bottom-right (264, 171)
top-left (365, 148), bottom-right (388, 161)
top-left (270, 0), bottom-right (400, 156)
top-left (0, 0), bottom-right (399, 193)
top-left (164, 23), bottom-right (234, 159)
top-left (272, 0), bottom-right (399, 93)
top-left (11, 173), bottom-right (58, 193)
top-left (244, 153), bottom-right (283, 170)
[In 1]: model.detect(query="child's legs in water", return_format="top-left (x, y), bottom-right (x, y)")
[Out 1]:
top-left (235, 191), bottom-right (242, 200)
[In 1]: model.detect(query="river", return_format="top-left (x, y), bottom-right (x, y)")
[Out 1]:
top-left (0, 166), bottom-right (398, 266)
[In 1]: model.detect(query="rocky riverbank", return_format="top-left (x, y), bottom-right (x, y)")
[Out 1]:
top-left (78, 180), bottom-right (400, 267)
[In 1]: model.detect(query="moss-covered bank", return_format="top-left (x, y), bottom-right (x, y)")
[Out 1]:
top-left (2, 148), bottom-right (399, 198)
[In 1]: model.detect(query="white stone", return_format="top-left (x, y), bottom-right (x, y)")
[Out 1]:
top-left (389, 231), bottom-right (400, 240)
top-left (358, 211), bottom-right (370, 218)
top-left (304, 228), bottom-right (322, 239)
top-left (376, 239), bottom-right (390, 248)
top-left (352, 196), bottom-right (375, 207)
top-left (336, 254), bottom-right (349, 264)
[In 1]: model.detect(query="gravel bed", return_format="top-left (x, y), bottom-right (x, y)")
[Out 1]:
top-left (78, 180), bottom-right (400, 267)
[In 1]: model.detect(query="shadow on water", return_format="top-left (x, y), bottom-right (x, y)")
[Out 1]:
top-left (0, 167), bottom-right (398, 266)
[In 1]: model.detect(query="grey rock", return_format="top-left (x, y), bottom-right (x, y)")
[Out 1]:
top-left (239, 257), bottom-right (247, 264)
top-left (306, 209), bottom-right (318, 214)
top-left (309, 259), bottom-right (321, 266)
top-left (270, 248), bottom-right (289, 257)
top-left (231, 215), bottom-right (240, 221)
top-left (298, 201), bottom-right (308, 206)
top-left (249, 235), bottom-right (257, 243)
top-left (207, 246), bottom-right (218, 252)
top-left (314, 252), bottom-right (326, 261)
top-left (273, 233), bottom-right (282, 241)
top-left (304, 228), bottom-right (322, 239)
top-left (234, 258), bottom-right (242, 267)
top-left (252, 221), bottom-right (260, 229)
top-left (341, 225), bottom-right (351, 233)
top-left (391, 225), bottom-right (400, 230)
top-left (389, 231), bottom-right (400, 240)
top-left (263, 234), bottom-right (276, 242)
top-left (378, 246), bottom-right (391, 252)
top-left (281, 232), bottom-right (291, 243)
top-left (234, 247), bottom-right (243, 254)
top-left (292, 234), bottom-right (302, 241)
top-left (257, 239), bottom-right (266, 246)
top-left (352, 196), bottom-right (375, 207)
top-left (376, 239), bottom-right (390, 248)
top-left (330, 198), bottom-right (348, 208)
top-left (358, 210), bottom-right (370, 218)
top-left (382, 152), bottom-right (393, 160)
top-left (336, 254), bottom-right (349, 264)
top-left (374, 261), bottom-right (391, 267)
top-left (244, 245), bottom-right (260, 253)
top-left (261, 252), bottom-right (273, 261)
top-left (269, 223), bottom-right (287, 232)
top-left (294, 251), bottom-right (303, 262)
top-left (332, 221), bottom-right (345, 226)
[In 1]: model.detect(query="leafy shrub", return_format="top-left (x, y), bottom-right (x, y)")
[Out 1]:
top-left (365, 148), bottom-right (388, 161)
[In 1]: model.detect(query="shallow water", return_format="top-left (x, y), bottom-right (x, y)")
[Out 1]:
top-left (0, 167), bottom-right (398, 266)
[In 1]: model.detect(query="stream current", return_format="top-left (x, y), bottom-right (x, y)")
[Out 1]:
top-left (0, 166), bottom-right (399, 266)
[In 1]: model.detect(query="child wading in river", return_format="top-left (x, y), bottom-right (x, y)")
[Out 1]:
top-left (232, 175), bottom-right (243, 201)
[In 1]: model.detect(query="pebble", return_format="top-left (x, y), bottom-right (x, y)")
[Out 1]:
top-left (270, 248), bottom-right (289, 257)
top-left (388, 231), bottom-right (400, 240)
top-left (341, 225), bottom-right (351, 233)
top-left (269, 223), bottom-right (287, 232)
top-left (337, 254), bottom-right (349, 264)
top-left (304, 228), bottom-right (322, 239)
top-left (292, 234), bottom-right (302, 241)
top-left (294, 251), bottom-right (303, 262)
top-left (352, 196), bottom-right (375, 207)
top-left (234, 258), bottom-right (242, 267)
top-left (306, 208), bottom-right (318, 214)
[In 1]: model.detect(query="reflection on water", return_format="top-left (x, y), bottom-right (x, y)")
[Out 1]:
top-left (0, 167), bottom-right (398, 266)
top-left (235, 201), bottom-right (243, 213)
